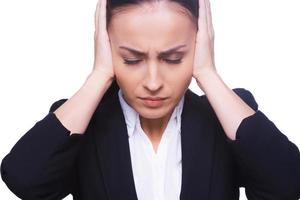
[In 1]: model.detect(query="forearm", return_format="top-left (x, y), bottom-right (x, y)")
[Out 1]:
top-left (1, 107), bottom-right (85, 199)
top-left (54, 71), bottom-right (114, 135)
top-left (195, 69), bottom-right (256, 140)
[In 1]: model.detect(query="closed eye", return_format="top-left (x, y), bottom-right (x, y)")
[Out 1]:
top-left (164, 58), bottom-right (182, 64)
top-left (123, 59), bottom-right (141, 65)
top-left (123, 59), bottom-right (182, 65)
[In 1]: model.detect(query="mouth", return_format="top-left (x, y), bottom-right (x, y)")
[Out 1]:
top-left (139, 97), bottom-right (168, 108)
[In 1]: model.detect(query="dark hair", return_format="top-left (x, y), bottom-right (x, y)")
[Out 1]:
top-left (106, 0), bottom-right (199, 29)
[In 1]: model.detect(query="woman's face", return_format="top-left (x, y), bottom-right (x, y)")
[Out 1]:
top-left (108, 1), bottom-right (197, 120)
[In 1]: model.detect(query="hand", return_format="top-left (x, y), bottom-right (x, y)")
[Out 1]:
top-left (93, 0), bottom-right (115, 80)
top-left (193, 0), bottom-right (217, 81)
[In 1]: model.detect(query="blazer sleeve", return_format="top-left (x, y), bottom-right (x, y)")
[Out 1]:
top-left (226, 88), bottom-right (300, 199)
top-left (0, 99), bottom-right (84, 199)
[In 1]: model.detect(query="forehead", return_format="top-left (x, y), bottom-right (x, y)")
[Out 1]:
top-left (108, 1), bottom-right (196, 49)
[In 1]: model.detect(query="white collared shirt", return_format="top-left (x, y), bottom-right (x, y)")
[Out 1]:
top-left (118, 89), bottom-right (185, 200)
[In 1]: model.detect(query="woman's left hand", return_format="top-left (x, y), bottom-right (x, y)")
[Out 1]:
top-left (193, 0), bottom-right (217, 81)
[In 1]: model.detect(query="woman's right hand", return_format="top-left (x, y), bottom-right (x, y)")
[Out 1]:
top-left (93, 0), bottom-right (115, 80)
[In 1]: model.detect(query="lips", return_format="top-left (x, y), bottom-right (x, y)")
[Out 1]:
top-left (139, 96), bottom-right (168, 108)
top-left (140, 97), bottom-right (168, 101)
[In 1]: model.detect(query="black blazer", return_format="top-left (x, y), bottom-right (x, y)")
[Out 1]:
top-left (1, 82), bottom-right (300, 200)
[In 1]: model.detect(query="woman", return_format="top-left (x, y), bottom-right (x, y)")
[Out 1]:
top-left (1, 0), bottom-right (299, 199)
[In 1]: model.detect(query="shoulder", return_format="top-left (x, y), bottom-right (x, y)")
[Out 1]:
top-left (232, 88), bottom-right (258, 111)
top-left (48, 98), bottom-right (68, 113)
top-left (186, 87), bottom-right (258, 112)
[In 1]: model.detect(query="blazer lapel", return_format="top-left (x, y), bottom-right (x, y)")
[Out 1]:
top-left (93, 91), bottom-right (138, 200)
top-left (180, 89), bottom-right (216, 199)
top-left (93, 88), bottom-right (216, 200)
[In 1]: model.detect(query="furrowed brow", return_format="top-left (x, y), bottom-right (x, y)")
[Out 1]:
top-left (119, 44), bottom-right (186, 57)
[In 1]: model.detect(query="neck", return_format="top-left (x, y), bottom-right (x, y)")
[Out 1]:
top-left (139, 111), bottom-right (173, 139)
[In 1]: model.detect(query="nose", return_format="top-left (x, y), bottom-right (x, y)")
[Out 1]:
top-left (143, 62), bottom-right (163, 92)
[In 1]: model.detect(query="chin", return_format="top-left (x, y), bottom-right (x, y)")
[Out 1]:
top-left (137, 106), bottom-right (172, 120)
top-left (139, 113), bottom-right (164, 120)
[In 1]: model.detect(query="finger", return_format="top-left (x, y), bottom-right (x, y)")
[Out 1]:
top-left (94, 0), bottom-right (100, 37)
top-left (98, 0), bottom-right (108, 39)
top-left (205, 0), bottom-right (216, 65)
top-left (198, 0), bottom-right (208, 39)
top-left (205, 0), bottom-right (214, 38)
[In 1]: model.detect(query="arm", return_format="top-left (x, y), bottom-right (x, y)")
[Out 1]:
top-left (54, 0), bottom-right (114, 135)
top-left (196, 70), bottom-right (300, 198)
top-left (0, 72), bottom-right (113, 199)
top-left (194, 0), bottom-right (300, 198)
top-left (54, 71), bottom-right (113, 135)
top-left (0, 99), bottom-right (83, 199)
top-left (1, 0), bottom-right (114, 198)
top-left (229, 88), bottom-right (300, 199)
top-left (195, 70), bottom-right (256, 141)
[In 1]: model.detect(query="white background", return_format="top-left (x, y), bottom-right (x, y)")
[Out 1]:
top-left (0, 0), bottom-right (299, 199)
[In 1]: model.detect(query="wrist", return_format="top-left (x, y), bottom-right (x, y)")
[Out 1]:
top-left (83, 70), bottom-right (114, 94)
top-left (194, 68), bottom-right (218, 88)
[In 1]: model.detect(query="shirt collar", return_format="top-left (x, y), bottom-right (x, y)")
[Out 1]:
top-left (118, 89), bottom-right (185, 138)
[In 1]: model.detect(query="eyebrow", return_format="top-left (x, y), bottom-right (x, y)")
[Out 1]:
top-left (119, 44), bottom-right (187, 58)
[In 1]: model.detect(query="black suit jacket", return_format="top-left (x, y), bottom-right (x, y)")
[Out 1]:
top-left (1, 82), bottom-right (300, 200)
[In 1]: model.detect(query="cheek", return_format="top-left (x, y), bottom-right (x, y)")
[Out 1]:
top-left (164, 61), bottom-right (193, 90)
top-left (166, 57), bottom-right (193, 79)
top-left (115, 69), bottom-right (134, 91)
top-left (114, 65), bottom-right (144, 99)
top-left (115, 64), bottom-right (144, 85)
top-left (170, 70), bottom-right (192, 89)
